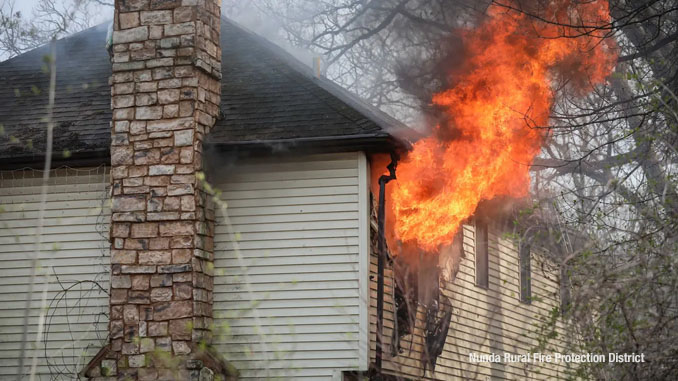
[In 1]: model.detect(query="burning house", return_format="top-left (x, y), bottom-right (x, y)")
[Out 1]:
top-left (0, 0), bottom-right (617, 380)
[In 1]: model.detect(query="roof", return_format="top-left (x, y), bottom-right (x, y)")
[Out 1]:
top-left (0, 18), bottom-right (412, 168)
top-left (0, 23), bottom-right (112, 166)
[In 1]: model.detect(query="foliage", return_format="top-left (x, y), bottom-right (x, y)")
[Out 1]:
top-left (0, 0), bottom-right (109, 60)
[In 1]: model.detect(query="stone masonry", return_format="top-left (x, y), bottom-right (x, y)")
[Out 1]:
top-left (83, 0), bottom-right (233, 379)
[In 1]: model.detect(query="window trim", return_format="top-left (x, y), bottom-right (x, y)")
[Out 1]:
top-left (357, 152), bottom-right (369, 370)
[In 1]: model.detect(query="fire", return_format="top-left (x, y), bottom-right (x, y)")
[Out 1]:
top-left (386, 0), bottom-right (617, 256)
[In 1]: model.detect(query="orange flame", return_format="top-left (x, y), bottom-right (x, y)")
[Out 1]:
top-left (387, 0), bottom-right (617, 256)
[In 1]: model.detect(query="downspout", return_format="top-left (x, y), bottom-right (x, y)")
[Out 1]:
top-left (375, 152), bottom-right (398, 375)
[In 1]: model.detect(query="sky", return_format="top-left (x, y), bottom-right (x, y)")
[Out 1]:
top-left (12, 0), bottom-right (114, 24)
top-left (12, 0), bottom-right (40, 16)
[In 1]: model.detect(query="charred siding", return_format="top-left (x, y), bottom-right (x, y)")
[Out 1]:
top-left (370, 223), bottom-right (568, 380)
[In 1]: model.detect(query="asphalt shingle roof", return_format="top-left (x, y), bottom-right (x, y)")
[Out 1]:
top-left (0, 23), bottom-right (112, 164)
top-left (0, 19), bottom-right (408, 166)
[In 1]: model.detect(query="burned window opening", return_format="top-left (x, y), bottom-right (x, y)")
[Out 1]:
top-left (387, 258), bottom-right (454, 376)
top-left (390, 259), bottom-right (418, 357)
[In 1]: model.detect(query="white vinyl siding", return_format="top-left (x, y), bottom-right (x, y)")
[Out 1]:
top-left (212, 152), bottom-right (369, 380)
top-left (0, 168), bottom-right (110, 380)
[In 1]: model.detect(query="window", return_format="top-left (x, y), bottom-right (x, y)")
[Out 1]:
top-left (475, 220), bottom-right (489, 288)
top-left (520, 243), bottom-right (532, 303)
top-left (560, 265), bottom-right (570, 314)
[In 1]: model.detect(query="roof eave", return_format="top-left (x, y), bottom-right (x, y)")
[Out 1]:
top-left (205, 133), bottom-right (409, 156)
top-left (0, 133), bottom-right (410, 170)
top-left (0, 149), bottom-right (110, 171)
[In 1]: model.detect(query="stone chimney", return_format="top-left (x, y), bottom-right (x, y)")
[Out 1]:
top-left (83, 0), bottom-right (233, 379)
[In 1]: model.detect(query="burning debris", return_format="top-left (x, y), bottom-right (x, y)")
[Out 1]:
top-left (371, 0), bottom-right (618, 376)
top-left (422, 291), bottom-right (452, 374)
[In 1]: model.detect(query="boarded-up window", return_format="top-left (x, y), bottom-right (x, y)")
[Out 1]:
top-left (475, 220), bottom-right (489, 288)
top-left (520, 243), bottom-right (532, 303)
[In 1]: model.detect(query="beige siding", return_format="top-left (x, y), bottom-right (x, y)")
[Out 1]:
top-left (0, 167), bottom-right (110, 380)
top-left (371, 222), bottom-right (568, 380)
top-left (212, 152), bottom-right (370, 380)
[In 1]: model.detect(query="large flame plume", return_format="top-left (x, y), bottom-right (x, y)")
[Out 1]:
top-left (386, 0), bottom-right (617, 258)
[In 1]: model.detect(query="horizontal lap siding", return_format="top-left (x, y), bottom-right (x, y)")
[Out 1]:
top-left (371, 223), bottom-right (568, 380)
top-left (0, 169), bottom-right (110, 380)
top-left (213, 153), bottom-right (368, 380)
